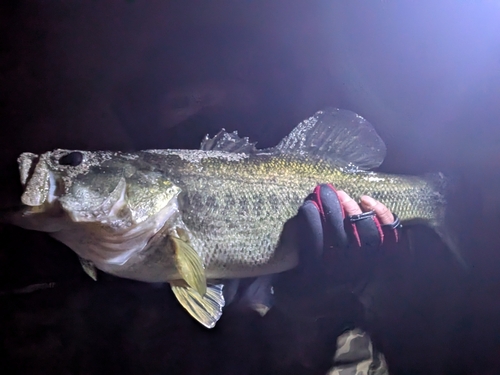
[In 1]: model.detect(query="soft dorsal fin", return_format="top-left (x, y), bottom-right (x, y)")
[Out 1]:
top-left (275, 108), bottom-right (387, 170)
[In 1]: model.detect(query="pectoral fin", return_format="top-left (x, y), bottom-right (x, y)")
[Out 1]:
top-left (168, 235), bottom-right (207, 296)
top-left (79, 257), bottom-right (97, 281)
top-left (170, 282), bottom-right (225, 329)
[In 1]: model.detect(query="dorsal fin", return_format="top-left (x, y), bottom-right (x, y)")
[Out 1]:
top-left (200, 129), bottom-right (258, 153)
top-left (275, 108), bottom-right (387, 170)
top-left (200, 108), bottom-right (387, 171)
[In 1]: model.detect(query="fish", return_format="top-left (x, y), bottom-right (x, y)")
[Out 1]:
top-left (5, 108), bottom-right (462, 328)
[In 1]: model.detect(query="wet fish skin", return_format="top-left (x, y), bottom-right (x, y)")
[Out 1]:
top-left (138, 149), bottom-right (446, 280)
top-left (8, 108), bottom-right (455, 328)
top-left (11, 149), bottom-right (446, 283)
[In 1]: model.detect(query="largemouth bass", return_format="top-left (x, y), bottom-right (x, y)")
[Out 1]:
top-left (7, 108), bottom-right (460, 328)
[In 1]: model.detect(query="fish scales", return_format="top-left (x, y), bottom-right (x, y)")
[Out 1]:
top-left (6, 108), bottom-right (458, 328)
top-left (139, 150), bottom-right (444, 279)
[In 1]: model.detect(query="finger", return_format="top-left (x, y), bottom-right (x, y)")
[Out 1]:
top-left (339, 191), bottom-right (381, 249)
top-left (297, 200), bottom-right (324, 257)
top-left (337, 190), bottom-right (363, 216)
top-left (317, 185), bottom-right (349, 250)
top-left (359, 196), bottom-right (394, 225)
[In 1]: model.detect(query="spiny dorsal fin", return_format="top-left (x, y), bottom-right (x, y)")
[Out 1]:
top-left (170, 282), bottom-right (225, 329)
top-left (200, 129), bottom-right (258, 153)
top-left (275, 108), bottom-right (386, 170)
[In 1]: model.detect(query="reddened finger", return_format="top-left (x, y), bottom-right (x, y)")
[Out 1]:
top-left (360, 196), bottom-right (394, 225)
top-left (337, 190), bottom-right (362, 216)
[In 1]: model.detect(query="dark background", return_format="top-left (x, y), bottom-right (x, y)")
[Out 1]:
top-left (2, 1), bottom-right (500, 374)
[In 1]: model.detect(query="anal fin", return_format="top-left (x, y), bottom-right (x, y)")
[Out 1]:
top-left (171, 282), bottom-right (225, 329)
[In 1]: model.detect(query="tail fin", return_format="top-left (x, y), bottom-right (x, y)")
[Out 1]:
top-left (425, 172), bottom-right (469, 270)
top-left (433, 222), bottom-right (469, 270)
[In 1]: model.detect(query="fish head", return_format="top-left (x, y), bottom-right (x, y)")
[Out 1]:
top-left (16, 149), bottom-right (181, 235)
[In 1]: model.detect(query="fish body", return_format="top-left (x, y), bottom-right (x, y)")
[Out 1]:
top-left (8, 108), bottom-right (457, 328)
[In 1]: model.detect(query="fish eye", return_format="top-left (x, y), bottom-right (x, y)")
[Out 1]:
top-left (59, 151), bottom-right (83, 167)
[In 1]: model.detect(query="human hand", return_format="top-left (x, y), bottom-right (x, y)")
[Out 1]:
top-left (273, 184), bottom-right (403, 318)
top-left (297, 184), bottom-right (401, 260)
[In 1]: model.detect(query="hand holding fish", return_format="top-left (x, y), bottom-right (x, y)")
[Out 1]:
top-left (273, 186), bottom-right (402, 319)
top-left (297, 184), bottom-right (401, 260)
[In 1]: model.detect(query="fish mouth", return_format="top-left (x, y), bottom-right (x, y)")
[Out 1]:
top-left (18, 152), bottom-right (59, 210)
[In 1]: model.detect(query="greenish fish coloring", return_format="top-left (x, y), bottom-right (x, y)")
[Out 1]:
top-left (8, 108), bottom-right (461, 328)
